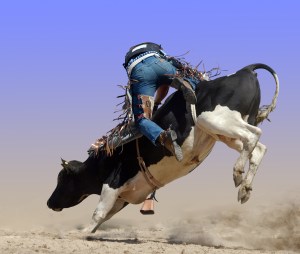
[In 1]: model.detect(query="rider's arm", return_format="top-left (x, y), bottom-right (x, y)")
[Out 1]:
top-left (155, 85), bottom-right (169, 106)
top-left (153, 85), bottom-right (169, 113)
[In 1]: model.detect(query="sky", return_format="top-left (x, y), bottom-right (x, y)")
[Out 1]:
top-left (0, 1), bottom-right (299, 228)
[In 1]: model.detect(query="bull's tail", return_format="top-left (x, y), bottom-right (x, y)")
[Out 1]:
top-left (243, 63), bottom-right (280, 125)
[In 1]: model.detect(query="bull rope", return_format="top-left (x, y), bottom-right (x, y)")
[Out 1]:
top-left (135, 139), bottom-right (164, 190)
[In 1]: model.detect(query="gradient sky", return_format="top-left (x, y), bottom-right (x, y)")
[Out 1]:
top-left (0, 1), bottom-right (299, 227)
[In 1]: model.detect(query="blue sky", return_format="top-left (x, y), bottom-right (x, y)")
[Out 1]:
top-left (0, 0), bottom-right (299, 225)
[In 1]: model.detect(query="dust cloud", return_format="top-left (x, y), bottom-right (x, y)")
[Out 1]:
top-left (167, 201), bottom-right (300, 251)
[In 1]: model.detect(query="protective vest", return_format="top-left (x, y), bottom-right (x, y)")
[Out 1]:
top-left (124, 42), bottom-right (164, 68)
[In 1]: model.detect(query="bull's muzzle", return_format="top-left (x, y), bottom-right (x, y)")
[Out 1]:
top-left (47, 199), bottom-right (63, 212)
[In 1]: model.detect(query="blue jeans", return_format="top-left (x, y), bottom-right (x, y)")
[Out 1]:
top-left (130, 55), bottom-right (198, 145)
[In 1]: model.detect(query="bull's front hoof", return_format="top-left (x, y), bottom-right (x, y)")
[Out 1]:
top-left (238, 184), bottom-right (252, 204)
top-left (81, 222), bottom-right (98, 234)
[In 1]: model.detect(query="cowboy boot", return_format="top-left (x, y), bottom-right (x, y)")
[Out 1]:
top-left (171, 77), bottom-right (197, 104)
top-left (158, 129), bottom-right (183, 161)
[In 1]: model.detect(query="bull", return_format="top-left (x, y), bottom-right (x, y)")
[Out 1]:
top-left (47, 63), bottom-right (279, 233)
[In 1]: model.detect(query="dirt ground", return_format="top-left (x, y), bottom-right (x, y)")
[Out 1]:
top-left (0, 227), bottom-right (298, 254)
top-left (1, 201), bottom-right (299, 254)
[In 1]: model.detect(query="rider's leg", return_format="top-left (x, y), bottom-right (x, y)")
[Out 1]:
top-left (132, 95), bottom-right (183, 162)
top-left (130, 56), bottom-right (183, 161)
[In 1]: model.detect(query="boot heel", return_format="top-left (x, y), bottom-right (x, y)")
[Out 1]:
top-left (171, 77), bottom-right (196, 104)
top-left (158, 130), bottom-right (183, 161)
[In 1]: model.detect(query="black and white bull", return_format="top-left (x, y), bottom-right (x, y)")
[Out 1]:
top-left (47, 63), bottom-right (279, 233)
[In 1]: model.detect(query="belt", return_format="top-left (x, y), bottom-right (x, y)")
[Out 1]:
top-left (126, 52), bottom-right (161, 76)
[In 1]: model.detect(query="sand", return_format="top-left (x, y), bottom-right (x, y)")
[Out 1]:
top-left (0, 228), bottom-right (297, 254)
top-left (1, 201), bottom-right (299, 254)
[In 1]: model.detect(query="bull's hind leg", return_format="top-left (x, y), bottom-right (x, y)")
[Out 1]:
top-left (238, 142), bottom-right (267, 203)
top-left (196, 105), bottom-right (261, 188)
top-left (219, 137), bottom-right (267, 203)
top-left (233, 123), bottom-right (262, 187)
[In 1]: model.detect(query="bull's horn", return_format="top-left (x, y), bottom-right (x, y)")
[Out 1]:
top-left (61, 158), bottom-right (68, 169)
